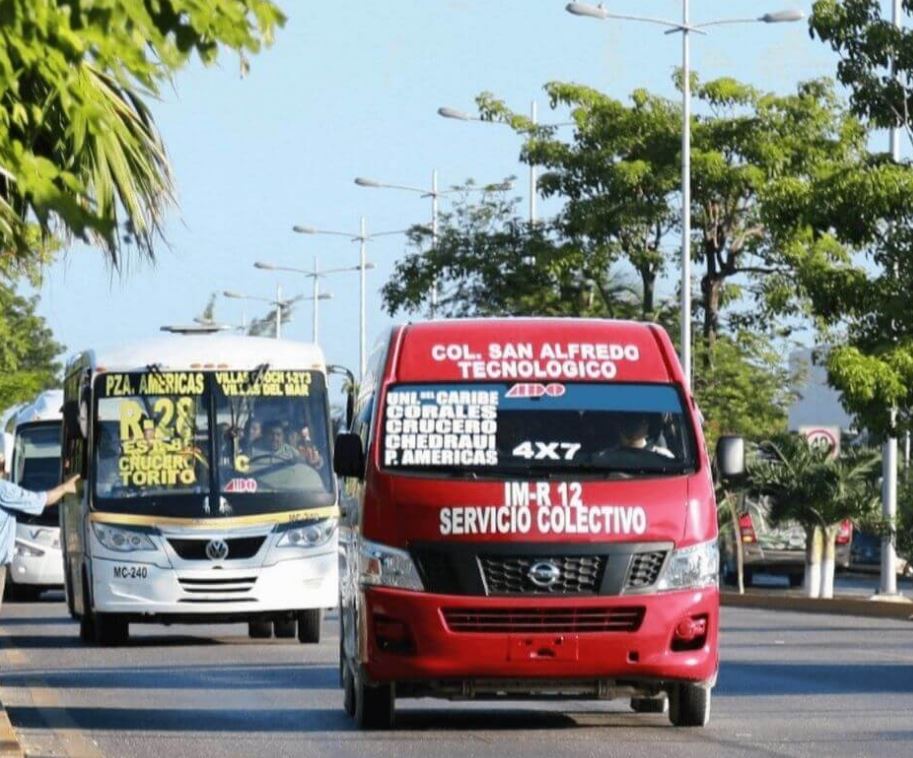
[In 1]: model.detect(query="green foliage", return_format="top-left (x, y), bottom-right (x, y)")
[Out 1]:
top-left (381, 184), bottom-right (644, 320)
top-left (743, 433), bottom-right (881, 531)
top-left (0, 282), bottom-right (64, 409)
top-left (0, 0), bottom-right (285, 267)
top-left (693, 333), bottom-right (795, 450)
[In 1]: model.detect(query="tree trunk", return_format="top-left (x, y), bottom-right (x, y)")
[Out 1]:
top-left (804, 525), bottom-right (823, 598)
top-left (699, 273), bottom-right (723, 372)
top-left (819, 524), bottom-right (840, 599)
top-left (641, 267), bottom-right (656, 321)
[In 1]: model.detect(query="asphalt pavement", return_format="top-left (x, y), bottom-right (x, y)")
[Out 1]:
top-left (0, 594), bottom-right (911, 757)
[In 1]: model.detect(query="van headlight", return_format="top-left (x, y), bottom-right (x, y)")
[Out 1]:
top-left (358, 539), bottom-right (424, 592)
top-left (92, 523), bottom-right (156, 553)
top-left (656, 539), bottom-right (719, 591)
top-left (276, 519), bottom-right (336, 549)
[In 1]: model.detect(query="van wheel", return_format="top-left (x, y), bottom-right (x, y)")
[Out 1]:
top-left (788, 573), bottom-right (804, 588)
top-left (297, 609), bottom-right (322, 644)
top-left (274, 618), bottom-right (297, 638)
top-left (668, 683), bottom-right (711, 727)
top-left (353, 672), bottom-right (394, 730)
top-left (248, 621), bottom-right (273, 639)
top-left (742, 569), bottom-right (754, 587)
top-left (342, 660), bottom-right (356, 717)
top-left (631, 695), bottom-right (668, 714)
top-left (94, 614), bottom-right (129, 646)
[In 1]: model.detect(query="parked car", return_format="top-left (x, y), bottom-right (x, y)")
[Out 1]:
top-left (720, 494), bottom-right (852, 587)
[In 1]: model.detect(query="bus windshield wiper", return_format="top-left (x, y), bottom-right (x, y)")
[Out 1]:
top-left (245, 363), bottom-right (270, 392)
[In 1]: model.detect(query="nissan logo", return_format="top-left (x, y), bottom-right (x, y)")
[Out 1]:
top-left (205, 538), bottom-right (229, 561)
top-left (528, 561), bottom-right (561, 588)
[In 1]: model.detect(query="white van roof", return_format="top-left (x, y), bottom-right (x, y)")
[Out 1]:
top-left (13, 390), bottom-right (64, 425)
top-left (69, 334), bottom-right (327, 375)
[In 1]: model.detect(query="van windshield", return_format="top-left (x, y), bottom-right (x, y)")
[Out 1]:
top-left (14, 421), bottom-right (62, 526)
top-left (381, 382), bottom-right (696, 477)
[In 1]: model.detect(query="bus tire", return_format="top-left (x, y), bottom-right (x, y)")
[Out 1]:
top-left (353, 673), bottom-right (394, 730)
top-left (274, 618), bottom-right (297, 639)
top-left (668, 683), bottom-right (711, 727)
top-left (248, 621), bottom-right (273, 639)
top-left (631, 695), bottom-right (668, 714)
top-left (297, 609), bottom-right (322, 644)
top-left (94, 614), bottom-right (129, 647)
top-left (79, 611), bottom-right (95, 643)
top-left (342, 660), bottom-right (356, 717)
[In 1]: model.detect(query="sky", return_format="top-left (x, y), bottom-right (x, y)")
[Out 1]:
top-left (29, 0), bottom-right (845, 397)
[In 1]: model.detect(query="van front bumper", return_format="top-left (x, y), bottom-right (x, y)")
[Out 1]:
top-left (359, 587), bottom-right (719, 689)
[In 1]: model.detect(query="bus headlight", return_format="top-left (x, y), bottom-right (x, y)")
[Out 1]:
top-left (92, 523), bottom-right (156, 553)
top-left (276, 519), bottom-right (336, 549)
top-left (656, 539), bottom-right (719, 591)
top-left (358, 539), bottom-right (424, 592)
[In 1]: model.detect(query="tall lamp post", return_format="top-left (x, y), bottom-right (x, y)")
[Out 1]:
top-left (438, 103), bottom-right (573, 224)
top-left (254, 260), bottom-right (358, 343)
top-left (354, 174), bottom-right (510, 318)
top-left (566, 2), bottom-right (804, 386)
top-left (223, 286), bottom-right (288, 339)
top-left (293, 219), bottom-right (408, 379)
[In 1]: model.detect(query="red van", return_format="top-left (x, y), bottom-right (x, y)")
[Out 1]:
top-left (334, 319), bottom-right (721, 729)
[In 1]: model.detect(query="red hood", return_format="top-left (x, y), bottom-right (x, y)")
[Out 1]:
top-left (363, 473), bottom-right (715, 548)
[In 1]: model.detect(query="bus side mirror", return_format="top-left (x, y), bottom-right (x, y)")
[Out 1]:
top-left (327, 364), bottom-right (357, 430)
top-left (716, 435), bottom-right (745, 479)
top-left (334, 433), bottom-right (365, 480)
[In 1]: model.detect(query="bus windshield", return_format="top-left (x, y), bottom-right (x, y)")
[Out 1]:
top-left (14, 421), bottom-right (62, 526)
top-left (92, 370), bottom-right (334, 517)
top-left (381, 382), bottom-right (696, 478)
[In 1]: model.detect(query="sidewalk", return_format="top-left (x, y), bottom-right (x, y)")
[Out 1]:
top-left (721, 570), bottom-right (913, 620)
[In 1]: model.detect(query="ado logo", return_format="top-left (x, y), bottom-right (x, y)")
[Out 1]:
top-left (505, 383), bottom-right (566, 399)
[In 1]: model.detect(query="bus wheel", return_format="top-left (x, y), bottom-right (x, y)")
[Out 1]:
top-left (274, 618), bottom-right (297, 639)
top-left (297, 609), bottom-right (322, 644)
top-left (631, 695), bottom-right (668, 714)
top-left (353, 673), bottom-right (394, 730)
top-left (79, 611), bottom-right (95, 643)
top-left (248, 621), bottom-right (273, 639)
top-left (342, 660), bottom-right (356, 717)
top-left (94, 614), bottom-right (128, 646)
top-left (668, 683), bottom-right (711, 727)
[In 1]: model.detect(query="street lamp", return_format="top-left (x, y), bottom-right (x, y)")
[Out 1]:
top-left (254, 260), bottom-right (354, 343)
top-left (222, 288), bottom-right (288, 339)
top-left (354, 173), bottom-right (510, 318)
top-left (566, 1), bottom-right (804, 387)
top-left (293, 219), bottom-right (408, 379)
top-left (438, 103), bottom-right (573, 224)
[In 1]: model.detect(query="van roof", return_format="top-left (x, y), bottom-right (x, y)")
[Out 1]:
top-left (13, 390), bottom-right (64, 425)
top-left (68, 334), bottom-right (327, 374)
top-left (392, 318), bottom-right (682, 385)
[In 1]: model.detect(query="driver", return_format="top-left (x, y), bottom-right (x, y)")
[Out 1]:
top-left (617, 413), bottom-right (674, 458)
top-left (255, 421), bottom-right (301, 462)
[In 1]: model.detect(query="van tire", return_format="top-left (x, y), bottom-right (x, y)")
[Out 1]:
top-left (342, 660), bottom-right (356, 717)
top-left (94, 614), bottom-right (129, 646)
top-left (631, 696), bottom-right (668, 714)
top-left (668, 683), bottom-right (711, 727)
top-left (788, 573), bottom-right (804, 588)
top-left (353, 673), bottom-right (394, 730)
top-left (274, 618), bottom-right (297, 639)
top-left (297, 609), bottom-right (322, 644)
top-left (248, 621), bottom-right (273, 639)
top-left (742, 569), bottom-right (754, 587)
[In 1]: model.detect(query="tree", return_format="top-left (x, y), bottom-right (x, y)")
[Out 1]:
top-left (744, 434), bottom-right (880, 598)
top-left (478, 78), bottom-right (865, 366)
top-left (381, 185), bottom-right (644, 320)
top-left (0, 282), bottom-right (64, 409)
top-left (0, 0), bottom-right (285, 268)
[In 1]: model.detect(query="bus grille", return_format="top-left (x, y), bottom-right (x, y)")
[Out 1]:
top-left (480, 555), bottom-right (605, 595)
top-left (177, 575), bottom-right (257, 602)
top-left (624, 551), bottom-right (667, 590)
top-left (168, 536), bottom-right (266, 561)
top-left (442, 606), bottom-right (645, 634)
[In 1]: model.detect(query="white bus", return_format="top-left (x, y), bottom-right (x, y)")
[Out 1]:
top-left (60, 335), bottom-right (339, 646)
top-left (6, 390), bottom-right (65, 599)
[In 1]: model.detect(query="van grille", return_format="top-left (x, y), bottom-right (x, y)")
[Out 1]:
top-left (442, 606), bottom-right (645, 634)
top-left (480, 555), bottom-right (605, 595)
top-left (624, 551), bottom-right (667, 590)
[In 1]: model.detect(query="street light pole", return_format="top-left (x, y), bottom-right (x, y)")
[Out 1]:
top-left (565, 2), bottom-right (803, 387)
top-left (312, 257), bottom-right (320, 343)
top-left (360, 216), bottom-right (367, 379)
top-left (275, 283), bottom-right (282, 339)
top-left (530, 100), bottom-right (538, 224)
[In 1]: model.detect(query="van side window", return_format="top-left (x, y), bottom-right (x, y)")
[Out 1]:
top-left (353, 395), bottom-right (374, 450)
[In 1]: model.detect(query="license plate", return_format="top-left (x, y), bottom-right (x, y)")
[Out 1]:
top-left (112, 565), bottom-right (149, 580)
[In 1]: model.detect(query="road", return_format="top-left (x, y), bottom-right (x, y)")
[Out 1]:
top-left (0, 596), bottom-right (911, 758)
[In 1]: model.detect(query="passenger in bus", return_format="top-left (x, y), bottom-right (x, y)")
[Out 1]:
top-left (617, 413), bottom-right (675, 458)
top-left (241, 417), bottom-right (263, 455)
top-left (293, 425), bottom-right (324, 468)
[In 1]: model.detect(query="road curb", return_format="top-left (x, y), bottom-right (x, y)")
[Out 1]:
top-left (0, 703), bottom-right (23, 758)
top-left (722, 590), bottom-right (913, 620)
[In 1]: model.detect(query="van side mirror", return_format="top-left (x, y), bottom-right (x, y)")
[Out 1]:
top-left (716, 435), bottom-right (745, 479)
top-left (334, 432), bottom-right (365, 479)
top-left (327, 364), bottom-right (357, 430)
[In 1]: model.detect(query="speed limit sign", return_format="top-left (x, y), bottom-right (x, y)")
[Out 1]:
top-left (799, 426), bottom-right (841, 459)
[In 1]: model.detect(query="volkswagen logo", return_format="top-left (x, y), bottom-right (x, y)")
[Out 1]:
top-left (205, 538), bottom-right (229, 561)
top-left (528, 561), bottom-right (561, 588)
